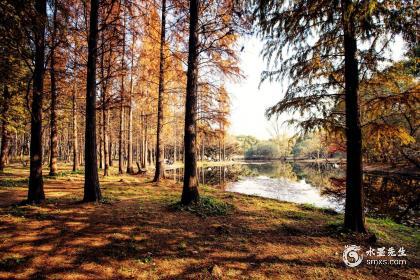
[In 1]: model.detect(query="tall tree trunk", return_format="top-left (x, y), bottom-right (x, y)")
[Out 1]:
top-left (126, 94), bottom-right (133, 173)
top-left (342, 0), bottom-right (366, 233)
top-left (109, 111), bottom-right (113, 167)
top-left (144, 114), bottom-right (149, 169)
top-left (119, 105), bottom-right (124, 174)
top-left (0, 85), bottom-right (11, 171)
top-left (218, 139), bottom-right (221, 161)
top-left (84, 0), bottom-right (102, 202)
top-left (153, 0), bottom-right (167, 182)
top-left (99, 117), bottom-right (103, 169)
top-left (140, 112), bottom-right (144, 167)
top-left (49, 54), bottom-right (58, 176)
top-left (126, 36), bottom-right (135, 174)
top-left (181, 0), bottom-right (200, 205)
top-left (173, 115), bottom-right (177, 163)
top-left (118, 7), bottom-right (126, 174)
top-left (222, 124), bottom-right (225, 161)
top-left (72, 83), bottom-right (79, 171)
top-left (49, 2), bottom-right (58, 176)
top-left (103, 106), bottom-right (109, 176)
top-left (101, 83), bottom-right (109, 176)
top-left (99, 35), bottom-right (105, 171)
top-left (28, 0), bottom-right (46, 203)
top-left (201, 137), bottom-right (204, 161)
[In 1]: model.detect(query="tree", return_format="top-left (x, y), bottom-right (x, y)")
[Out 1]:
top-left (95, 0), bottom-right (124, 176)
top-left (359, 61), bottom-right (419, 166)
top-left (126, 33), bottom-right (135, 174)
top-left (237, 135), bottom-right (259, 154)
top-left (48, 0), bottom-right (59, 176)
top-left (83, 0), bottom-right (102, 202)
top-left (341, 0), bottom-right (365, 233)
top-left (0, 85), bottom-right (11, 171)
top-left (245, 140), bottom-right (279, 159)
top-left (181, 0), bottom-right (200, 205)
top-left (28, 0), bottom-right (47, 203)
top-left (253, 0), bottom-right (415, 232)
top-left (66, 0), bottom-right (87, 173)
top-left (153, 0), bottom-right (167, 182)
top-left (0, 1), bottom-right (33, 172)
top-left (293, 132), bottom-right (326, 159)
top-left (268, 119), bottom-right (294, 159)
top-left (118, 0), bottom-right (126, 175)
top-left (72, 80), bottom-right (79, 172)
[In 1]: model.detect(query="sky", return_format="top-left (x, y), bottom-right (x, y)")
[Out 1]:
top-left (226, 37), bottom-right (290, 140)
top-left (226, 36), bottom-right (406, 140)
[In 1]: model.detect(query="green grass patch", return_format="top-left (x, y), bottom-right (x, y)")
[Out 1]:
top-left (169, 196), bottom-right (234, 217)
top-left (325, 220), bottom-right (346, 233)
top-left (284, 210), bottom-right (312, 220)
top-left (0, 178), bottom-right (28, 188)
top-left (6, 205), bottom-right (27, 217)
top-left (45, 196), bottom-right (79, 204)
top-left (367, 217), bottom-right (420, 245)
top-left (45, 169), bottom-right (84, 179)
top-left (100, 196), bottom-right (120, 204)
top-left (299, 203), bottom-right (339, 217)
top-left (300, 203), bottom-right (318, 211)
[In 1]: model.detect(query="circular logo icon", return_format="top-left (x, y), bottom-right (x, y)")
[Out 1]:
top-left (343, 245), bottom-right (363, 267)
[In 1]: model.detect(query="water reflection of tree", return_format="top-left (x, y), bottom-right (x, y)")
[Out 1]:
top-left (293, 163), bottom-right (343, 188)
top-left (364, 175), bottom-right (419, 226)
top-left (237, 162), bottom-right (297, 181)
top-left (293, 163), bottom-right (419, 226)
top-left (321, 169), bottom-right (419, 226)
top-left (171, 162), bottom-right (419, 226)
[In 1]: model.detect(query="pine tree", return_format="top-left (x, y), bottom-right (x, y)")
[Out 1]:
top-left (253, 0), bottom-right (415, 232)
top-left (181, 0), bottom-right (200, 204)
top-left (153, 0), bottom-right (167, 182)
top-left (28, 0), bottom-right (47, 203)
top-left (83, 0), bottom-right (102, 202)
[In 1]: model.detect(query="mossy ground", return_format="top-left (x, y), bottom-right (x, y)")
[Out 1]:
top-left (0, 163), bottom-right (418, 279)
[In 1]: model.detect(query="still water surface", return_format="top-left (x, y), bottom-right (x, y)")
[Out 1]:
top-left (168, 161), bottom-right (419, 226)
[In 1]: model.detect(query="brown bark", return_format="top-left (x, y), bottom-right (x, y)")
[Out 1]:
top-left (118, 7), bottom-right (126, 174)
top-left (143, 114), bottom-right (149, 169)
top-left (342, 0), bottom-right (366, 233)
top-left (49, 3), bottom-right (58, 176)
top-left (28, 0), bottom-right (46, 203)
top-left (83, 0), bottom-right (102, 202)
top-left (126, 100), bottom-right (133, 173)
top-left (109, 111), bottom-right (113, 167)
top-left (153, 0), bottom-right (167, 182)
top-left (49, 58), bottom-right (58, 176)
top-left (99, 117), bottom-right (103, 169)
top-left (126, 35), bottom-right (135, 174)
top-left (181, 0), bottom-right (200, 205)
top-left (72, 83), bottom-right (79, 172)
top-left (119, 104), bottom-right (124, 174)
top-left (173, 115), bottom-right (177, 163)
top-left (99, 35), bottom-right (105, 172)
top-left (100, 48), bottom-right (109, 177)
top-left (103, 106), bottom-right (109, 176)
top-left (0, 85), bottom-right (11, 171)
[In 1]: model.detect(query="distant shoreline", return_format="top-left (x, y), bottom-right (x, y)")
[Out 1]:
top-left (164, 158), bottom-right (420, 178)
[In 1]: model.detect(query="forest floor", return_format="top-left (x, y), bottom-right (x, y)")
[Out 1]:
top-left (0, 164), bottom-right (419, 279)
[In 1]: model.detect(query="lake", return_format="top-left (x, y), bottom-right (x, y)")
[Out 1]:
top-left (168, 161), bottom-right (419, 226)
